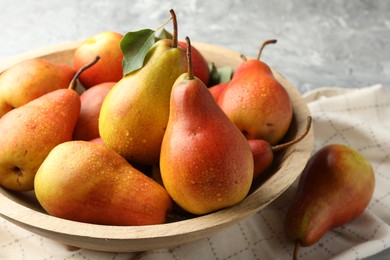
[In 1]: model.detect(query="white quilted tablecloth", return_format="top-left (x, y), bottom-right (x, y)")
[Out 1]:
top-left (1, 84), bottom-right (389, 259)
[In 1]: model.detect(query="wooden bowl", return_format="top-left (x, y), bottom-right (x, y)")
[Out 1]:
top-left (0, 41), bottom-right (314, 252)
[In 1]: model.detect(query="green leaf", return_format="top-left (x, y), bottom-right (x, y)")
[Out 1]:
top-left (218, 66), bottom-right (234, 83)
top-left (120, 16), bottom-right (173, 75)
top-left (156, 28), bottom-right (173, 41)
top-left (208, 62), bottom-right (234, 86)
top-left (120, 29), bottom-right (157, 75)
top-left (209, 63), bottom-right (219, 86)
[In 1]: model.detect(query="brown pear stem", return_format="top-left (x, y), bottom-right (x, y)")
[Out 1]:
top-left (271, 116), bottom-right (312, 152)
top-left (257, 39), bottom-right (277, 60)
top-left (69, 56), bottom-right (100, 90)
top-left (240, 54), bottom-right (248, 62)
top-left (170, 9), bottom-right (178, 48)
top-left (293, 240), bottom-right (300, 260)
top-left (185, 36), bottom-right (194, 80)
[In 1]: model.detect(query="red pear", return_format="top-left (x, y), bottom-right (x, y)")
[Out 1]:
top-left (208, 82), bottom-right (228, 101)
top-left (73, 82), bottom-right (115, 141)
top-left (178, 41), bottom-right (210, 86)
top-left (249, 116), bottom-right (312, 180)
top-left (74, 31), bottom-right (123, 88)
top-left (90, 137), bottom-right (104, 145)
top-left (217, 39), bottom-right (293, 145)
top-left (285, 144), bottom-right (375, 259)
top-left (160, 37), bottom-right (253, 215)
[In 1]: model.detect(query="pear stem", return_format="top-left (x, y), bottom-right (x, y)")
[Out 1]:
top-left (271, 116), bottom-right (312, 152)
top-left (257, 39), bottom-right (277, 60)
top-left (240, 54), bottom-right (248, 62)
top-left (293, 240), bottom-right (300, 260)
top-left (185, 36), bottom-right (194, 80)
top-left (170, 9), bottom-right (178, 48)
top-left (69, 56), bottom-right (100, 90)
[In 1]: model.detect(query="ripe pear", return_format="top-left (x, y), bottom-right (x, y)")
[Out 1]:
top-left (284, 144), bottom-right (375, 258)
top-left (0, 84), bottom-right (80, 191)
top-left (0, 58), bottom-right (75, 117)
top-left (34, 141), bottom-right (172, 226)
top-left (99, 10), bottom-right (187, 165)
top-left (73, 81), bottom-right (115, 141)
top-left (250, 116), bottom-right (312, 180)
top-left (178, 41), bottom-right (210, 86)
top-left (208, 82), bottom-right (228, 101)
top-left (73, 31), bottom-right (123, 88)
top-left (217, 39), bottom-right (293, 145)
top-left (160, 37), bottom-right (253, 215)
top-left (0, 57), bottom-right (99, 191)
top-left (90, 137), bottom-right (103, 145)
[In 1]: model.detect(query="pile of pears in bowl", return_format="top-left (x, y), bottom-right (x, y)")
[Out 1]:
top-left (0, 10), bottom-right (314, 252)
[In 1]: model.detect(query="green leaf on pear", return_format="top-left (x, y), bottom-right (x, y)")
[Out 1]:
top-left (120, 17), bottom-right (172, 75)
top-left (120, 29), bottom-right (156, 75)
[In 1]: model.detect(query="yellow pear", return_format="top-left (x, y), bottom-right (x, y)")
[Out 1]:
top-left (0, 56), bottom-right (100, 191)
top-left (34, 141), bottom-right (172, 226)
top-left (0, 58), bottom-right (75, 118)
top-left (99, 11), bottom-right (187, 165)
top-left (0, 87), bottom-right (80, 191)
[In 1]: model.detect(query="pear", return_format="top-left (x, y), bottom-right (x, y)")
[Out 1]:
top-left (208, 82), bottom-right (228, 101)
top-left (99, 10), bottom-right (187, 165)
top-left (73, 31), bottom-right (123, 88)
top-left (284, 144), bottom-right (375, 259)
top-left (73, 81), bottom-right (115, 141)
top-left (178, 41), bottom-right (210, 86)
top-left (0, 83), bottom-right (80, 191)
top-left (90, 137), bottom-right (103, 145)
top-left (160, 37), bottom-right (254, 215)
top-left (0, 58), bottom-right (75, 118)
top-left (250, 116), bottom-right (312, 180)
top-left (0, 57), bottom-right (99, 191)
top-left (34, 141), bottom-right (172, 226)
top-left (217, 39), bottom-right (293, 145)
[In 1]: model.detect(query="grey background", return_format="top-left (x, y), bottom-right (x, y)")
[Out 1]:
top-left (0, 0), bottom-right (389, 259)
top-left (1, 0), bottom-right (389, 93)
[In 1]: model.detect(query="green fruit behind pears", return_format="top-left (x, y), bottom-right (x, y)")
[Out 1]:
top-left (99, 39), bottom-right (187, 165)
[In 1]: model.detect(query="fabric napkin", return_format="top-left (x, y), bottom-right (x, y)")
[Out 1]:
top-left (1, 84), bottom-right (389, 260)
